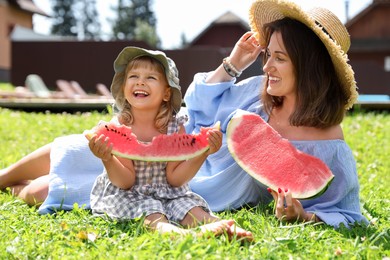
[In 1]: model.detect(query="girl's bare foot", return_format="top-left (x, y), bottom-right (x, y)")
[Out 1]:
top-left (155, 219), bottom-right (232, 237)
top-left (197, 219), bottom-right (233, 236)
top-left (156, 219), bottom-right (254, 242)
top-left (226, 222), bottom-right (254, 242)
top-left (198, 219), bottom-right (254, 242)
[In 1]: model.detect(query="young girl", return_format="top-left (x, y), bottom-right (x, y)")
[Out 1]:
top-left (87, 46), bottom-right (252, 238)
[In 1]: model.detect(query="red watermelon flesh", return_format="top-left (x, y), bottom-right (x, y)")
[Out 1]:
top-left (84, 121), bottom-right (213, 161)
top-left (226, 110), bottom-right (334, 199)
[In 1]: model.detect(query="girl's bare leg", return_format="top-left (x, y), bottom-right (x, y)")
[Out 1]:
top-left (0, 143), bottom-right (52, 189)
top-left (145, 213), bottom-right (171, 231)
top-left (181, 206), bottom-right (219, 228)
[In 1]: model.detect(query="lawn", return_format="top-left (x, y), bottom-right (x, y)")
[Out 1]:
top-left (0, 107), bottom-right (389, 259)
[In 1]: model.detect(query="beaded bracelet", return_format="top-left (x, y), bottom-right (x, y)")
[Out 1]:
top-left (222, 57), bottom-right (242, 78)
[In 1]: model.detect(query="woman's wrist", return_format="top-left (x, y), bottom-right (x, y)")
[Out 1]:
top-left (222, 57), bottom-right (242, 78)
top-left (205, 64), bottom-right (235, 83)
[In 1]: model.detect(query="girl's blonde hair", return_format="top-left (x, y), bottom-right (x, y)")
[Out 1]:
top-left (116, 56), bottom-right (174, 133)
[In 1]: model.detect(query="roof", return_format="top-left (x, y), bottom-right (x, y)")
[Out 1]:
top-left (11, 25), bottom-right (76, 41)
top-left (345, 0), bottom-right (389, 28)
top-left (213, 11), bottom-right (249, 27)
top-left (188, 11), bottom-right (250, 47)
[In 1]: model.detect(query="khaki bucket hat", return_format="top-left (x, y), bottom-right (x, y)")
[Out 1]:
top-left (111, 46), bottom-right (182, 113)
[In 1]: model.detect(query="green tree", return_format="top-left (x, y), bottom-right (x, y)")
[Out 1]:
top-left (50, 0), bottom-right (101, 40)
top-left (134, 20), bottom-right (160, 47)
top-left (78, 0), bottom-right (101, 40)
top-left (50, 0), bottom-right (77, 37)
top-left (111, 0), bottom-right (160, 47)
top-left (180, 32), bottom-right (188, 48)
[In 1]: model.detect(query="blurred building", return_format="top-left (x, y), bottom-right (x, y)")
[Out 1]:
top-left (6, 0), bottom-right (390, 100)
top-left (0, 0), bottom-right (48, 82)
top-left (346, 0), bottom-right (390, 95)
top-left (187, 11), bottom-right (249, 48)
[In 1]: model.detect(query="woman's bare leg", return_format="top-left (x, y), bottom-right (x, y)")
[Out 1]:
top-left (12, 175), bottom-right (50, 206)
top-left (0, 143), bottom-right (52, 205)
top-left (0, 143), bottom-right (52, 189)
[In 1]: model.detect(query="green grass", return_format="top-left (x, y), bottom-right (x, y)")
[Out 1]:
top-left (0, 108), bottom-right (389, 259)
top-left (0, 82), bottom-right (15, 91)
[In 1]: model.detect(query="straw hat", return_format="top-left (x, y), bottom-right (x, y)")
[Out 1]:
top-left (249, 0), bottom-right (358, 109)
top-left (111, 46), bottom-right (182, 113)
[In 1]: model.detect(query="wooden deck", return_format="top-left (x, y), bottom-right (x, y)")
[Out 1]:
top-left (0, 97), bottom-right (115, 112)
top-left (0, 96), bottom-right (388, 113)
top-left (354, 94), bottom-right (390, 110)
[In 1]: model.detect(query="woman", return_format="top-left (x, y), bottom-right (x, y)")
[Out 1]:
top-left (184, 0), bottom-right (368, 228)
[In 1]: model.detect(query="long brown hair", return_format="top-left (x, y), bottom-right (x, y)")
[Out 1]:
top-left (116, 56), bottom-right (173, 133)
top-left (261, 18), bottom-right (348, 128)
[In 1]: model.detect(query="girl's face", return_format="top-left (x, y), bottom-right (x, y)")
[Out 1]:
top-left (263, 31), bottom-right (296, 99)
top-left (123, 60), bottom-right (171, 111)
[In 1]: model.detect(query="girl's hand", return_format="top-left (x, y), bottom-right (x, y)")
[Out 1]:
top-left (205, 129), bottom-right (223, 155)
top-left (88, 134), bottom-right (114, 162)
top-left (268, 187), bottom-right (316, 223)
top-left (229, 31), bottom-right (264, 72)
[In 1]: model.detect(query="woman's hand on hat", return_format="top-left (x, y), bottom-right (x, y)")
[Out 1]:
top-left (229, 31), bottom-right (264, 72)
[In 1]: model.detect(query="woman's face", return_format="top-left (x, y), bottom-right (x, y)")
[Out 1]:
top-left (263, 31), bottom-right (296, 99)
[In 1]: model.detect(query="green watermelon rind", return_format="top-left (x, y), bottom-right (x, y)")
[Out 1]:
top-left (303, 177), bottom-right (334, 199)
top-left (226, 109), bottom-right (334, 199)
top-left (84, 122), bottom-right (211, 162)
top-left (111, 147), bottom-right (210, 162)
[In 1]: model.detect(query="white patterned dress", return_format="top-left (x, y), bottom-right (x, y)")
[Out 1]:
top-left (90, 116), bottom-right (212, 224)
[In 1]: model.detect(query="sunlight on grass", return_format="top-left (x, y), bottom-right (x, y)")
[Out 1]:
top-left (0, 108), bottom-right (389, 259)
top-left (0, 82), bottom-right (15, 91)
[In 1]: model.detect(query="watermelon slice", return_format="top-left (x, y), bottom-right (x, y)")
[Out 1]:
top-left (226, 110), bottom-right (334, 199)
top-left (84, 121), bottom-right (217, 161)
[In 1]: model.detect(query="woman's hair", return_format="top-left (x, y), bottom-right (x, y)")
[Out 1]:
top-left (116, 56), bottom-right (174, 133)
top-left (261, 18), bottom-right (348, 128)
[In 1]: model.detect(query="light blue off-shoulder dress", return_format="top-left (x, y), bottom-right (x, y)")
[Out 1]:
top-left (184, 72), bottom-right (369, 228)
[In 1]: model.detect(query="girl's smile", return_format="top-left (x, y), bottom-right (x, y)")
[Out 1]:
top-left (133, 90), bottom-right (149, 98)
